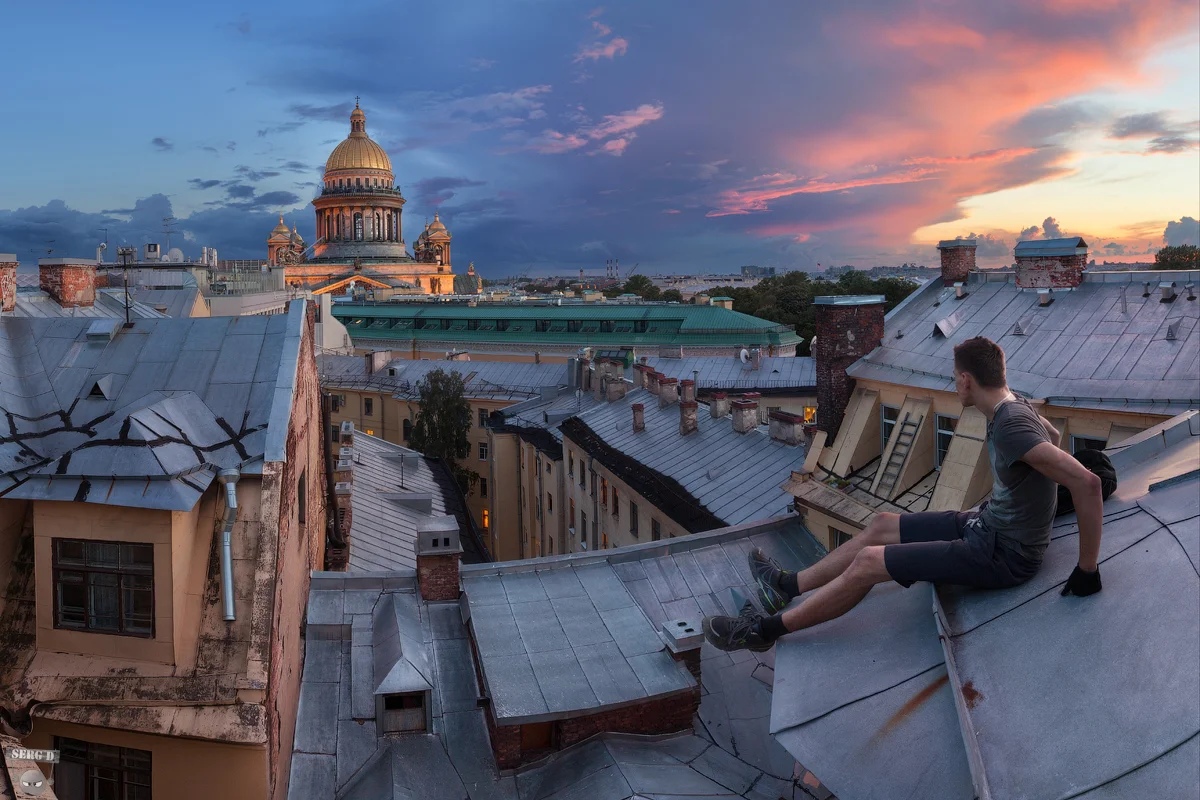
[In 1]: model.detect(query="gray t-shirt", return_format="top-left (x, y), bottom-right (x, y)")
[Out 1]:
top-left (977, 397), bottom-right (1058, 562)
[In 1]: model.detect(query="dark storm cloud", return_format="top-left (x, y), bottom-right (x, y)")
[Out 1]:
top-left (150, 137), bottom-right (173, 151)
top-left (225, 184), bottom-right (257, 199)
top-left (412, 176), bottom-right (487, 208)
top-left (279, 160), bottom-right (312, 174)
top-left (188, 178), bottom-right (222, 190)
top-left (234, 165), bottom-right (281, 181)
top-left (1109, 112), bottom-right (1199, 154)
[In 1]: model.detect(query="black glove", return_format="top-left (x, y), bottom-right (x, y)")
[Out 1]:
top-left (1061, 566), bottom-right (1102, 597)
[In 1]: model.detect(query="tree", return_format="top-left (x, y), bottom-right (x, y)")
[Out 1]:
top-left (408, 369), bottom-right (476, 491)
top-left (623, 274), bottom-right (661, 299)
top-left (660, 289), bottom-right (683, 303)
top-left (1155, 245), bottom-right (1200, 270)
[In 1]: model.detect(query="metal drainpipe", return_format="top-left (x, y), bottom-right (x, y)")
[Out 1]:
top-left (216, 469), bottom-right (241, 622)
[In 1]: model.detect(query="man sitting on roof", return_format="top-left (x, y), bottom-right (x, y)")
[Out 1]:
top-left (704, 336), bottom-right (1107, 653)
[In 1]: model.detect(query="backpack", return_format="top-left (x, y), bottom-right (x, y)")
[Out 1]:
top-left (1056, 448), bottom-right (1118, 516)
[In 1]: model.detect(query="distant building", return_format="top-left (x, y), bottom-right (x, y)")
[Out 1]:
top-left (332, 301), bottom-right (804, 360)
top-left (277, 103), bottom-right (459, 296)
top-left (0, 302), bottom-right (326, 800)
top-left (741, 264), bottom-right (776, 278)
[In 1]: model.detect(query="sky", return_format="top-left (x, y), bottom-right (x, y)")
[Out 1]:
top-left (1, 0), bottom-right (1197, 277)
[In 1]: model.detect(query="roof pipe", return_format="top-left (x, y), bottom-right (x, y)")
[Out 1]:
top-left (216, 468), bottom-right (241, 622)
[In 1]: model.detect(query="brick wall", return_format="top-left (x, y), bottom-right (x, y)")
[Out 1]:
top-left (814, 301), bottom-right (885, 441)
top-left (554, 687), bottom-right (700, 750)
top-left (38, 263), bottom-right (96, 308)
top-left (1016, 254), bottom-right (1087, 289)
top-left (0, 261), bottom-right (16, 312)
top-left (938, 245), bottom-right (976, 285)
top-left (417, 553), bottom-right (461, 601)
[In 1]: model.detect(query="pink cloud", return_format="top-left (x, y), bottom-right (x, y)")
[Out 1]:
top-left (530, 102), bottom-right (664, 156)
top-left (662, 208), bottom-right (682, 215)
top-left (707, 166), bottom-right (940, 217)
top-left (575, 37), bottom-right (629, 62)
top-left (592, 21), bottom-right (612, 36)
top-left (594, 137), bottom-right (631, 156)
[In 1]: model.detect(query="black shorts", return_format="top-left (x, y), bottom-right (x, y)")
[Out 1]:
top-left (883, 511), bottom-right (1041, 590)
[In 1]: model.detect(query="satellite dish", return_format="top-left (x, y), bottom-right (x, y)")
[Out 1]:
top-left (739, 348), bottom-right (750, 364)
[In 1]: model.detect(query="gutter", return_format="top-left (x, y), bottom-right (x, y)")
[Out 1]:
top-left (216, 469), bottom-right (240, 622)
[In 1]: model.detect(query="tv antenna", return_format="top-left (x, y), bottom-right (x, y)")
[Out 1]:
top-left (162, 216), bottom-right (178, 252)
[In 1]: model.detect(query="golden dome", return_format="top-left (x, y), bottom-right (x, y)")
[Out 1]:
top-left (325, 103), bottom-right (392, 174)
top-left (426, 212), bottom-right (450, 239)
top-left (269, 215), bottom-right (291, 239)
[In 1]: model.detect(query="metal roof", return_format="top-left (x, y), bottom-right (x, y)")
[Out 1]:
top-left (127, 286), bottom-right (203, 318)
top-left (771, 411), bottom-right (1200, 799)
top-left (319, 354), bottom-right (569, 401)
top-left (1014, 236), bottom-right (1089, 257)
top-left (8, 287), bottom-right (167, 319)
top-left (848, 268), bottom-right (1200, 409)
top-left (0, 303), bottom-right (306, 508)
top-left (290, 517), bottom-right (833, 800)
top-left (639, 354), bottom-right (816, 391)
top-left (938, 239), bottom-right (977, 249)
top-left (346, 433), bottom-right (450, 571)
top-left (812, 294), bottom-right (885, 306)
top-left (569, 389), bottom-right (806, 527)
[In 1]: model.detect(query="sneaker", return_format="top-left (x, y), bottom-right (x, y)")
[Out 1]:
top-left (749, 547), bottom-right (793, 615)
top-left (702, 600), bottom-right (773, 653)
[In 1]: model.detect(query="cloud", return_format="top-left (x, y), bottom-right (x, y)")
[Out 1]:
top-left (257, 121), bottom-right (305, 137)
top-left (1103, 242), bottom-right (1127, 255)
top-left (412, 176), bottom-right (487, 208)
top-left (1020, 224), bottom-right (1041, 238)
top-left (227, 141), bottom-right (237, 152)
top-left (469, 58), bottom-right (496, 71)
top-left (662, 209), bottom-right (682, 215)
top-left (150, 137), bottom-right (173, 151)
top-left (278, 160), bottom-right (312, 174)
top-left (1109, 111), bottom-right (1199, 154)
top-left (288, 102), bottom-right (353, 122)
top-left (530, 102), bottom-right (665, 156)
top-left (575, 38), bottom-right (628, 62)
top-left (1164, 216), bottom-right (1200, 247)
top-left (188, 179), bottom-right (222, 190)
top-left (962, 232), bottom-right (1010, 258)
top-left (235, 165), bottom-right (281, 181)
top-left (1041, 216), bottom-right (1064, 238)
top-left (225, 184), bottom-right (257, 199)
top-left (201, 146), bottom-right (219, 155)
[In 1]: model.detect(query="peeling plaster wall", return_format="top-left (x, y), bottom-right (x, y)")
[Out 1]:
top-left (264, 305), bottom-right (326, 800)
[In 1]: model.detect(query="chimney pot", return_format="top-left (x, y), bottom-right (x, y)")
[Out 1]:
top-left (709, 391), bottom-right (730, 419)
top-left (679, 399), bottom-right (698, 436)
top-left (606, 376), bottom-right (628, 402)
top-left (416, 515), bottom-right (463, 601)
top-left (680, 379), bottom-right (696, 403)
top-left (768, 410), bottom-right (808, 446)
top-left (632, 403), bottom-right (645, 432)
top-left (38, 258), bottom-right (97, 308)
top-left (646, 371), bottom-right (661, 396)
top-left (658, 376), bottom-right (679, 407)
top-left (731, 399), bottom-right (758, 433)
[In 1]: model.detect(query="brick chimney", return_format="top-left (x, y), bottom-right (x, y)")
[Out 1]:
top-left (1015, 237), bottom-right (1088, 289)
top-left (605, 376), bottom-right (628, 402)
top-left (679, 400), bottom-right (698, 436)
top-left (709, 391), bottom-right (730, 419)
top-left (680, 379), bottom-right (695, 403)
top-left (632, 403), bottom-right (645, 432)
top-left (659, 376), bottom-right (679, 407)
top-left (38, 258), bottom-right (97, 308)
top-left (662, 619), bottom-right (703, 682)
top-left (633, 363), bottom-right (653, 388)
top-left (0, 255), bottom-right (16, 313)
top-left (813, 295), bottom-right (885, 441)
top-left (732, 398), bottom-right (758, 433)
top-left (937, 240), bottom-right (976, 286)
top-left (646, 371), bottom-right (661, 397)
top-left (416, 515), bottom-right (463, 601)
top-left (768, 410), bottom-right (807, 446)
top-left (365, 349), bottom-right (393, 375)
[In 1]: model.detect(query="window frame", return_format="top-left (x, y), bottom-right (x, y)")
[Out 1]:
top-left (651, 518), bottom-right (662, 542)
top-left (53, 538), bottom-right (155, 638)
top-left (1071, 435), bottom-right (1107, 455)
top-left (479, 477), bottom-right (489, 499)
top-left (56, 736), bottom-right (152, 800)
top-left (478, 408), bottom-right (489, 428)
top-left (479, 441), bottom-right (489, 461)
top-left (364, 396), bottom-right (374, 417)
top-left (629, 501), bottom-right (639, 537)
top-left (381, 692), bottom-right (427, 734)
top-left (880, 404), bottom-right (900, 450)
top-left (935, 414), bottom-right (958, 468)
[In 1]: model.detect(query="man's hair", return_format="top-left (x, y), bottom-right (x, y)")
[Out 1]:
top-left (953, 336), bottom-right (1006, 388)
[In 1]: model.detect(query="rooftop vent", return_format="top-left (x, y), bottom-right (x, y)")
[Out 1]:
top-left (1166, 320), bottom-right (1182, 341)
top-left (1143, 281), bottom-right (1152, 298)
top-left (1037, 288), bottom-right (1054, 307)
top-left (87, 374), bottom-right (116, 400)
top-left (1012, 320), bottom-right (1027, 336)
top-left (1120, 288), bottom-right (1128, 315)
top-left (933, 309), bottom-right (965, 338)
top-left (1160, 282), bottom-right (1178, 303)
top-left (1186, 282), bottom-right (1197, 301)
top-left (954, 281), bottom-right (969, 300)
top-left (85, 318), bottom-right (120, 342)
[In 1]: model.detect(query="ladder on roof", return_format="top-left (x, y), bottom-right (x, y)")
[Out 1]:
top-left (878, 415), bottom-right (919, 498)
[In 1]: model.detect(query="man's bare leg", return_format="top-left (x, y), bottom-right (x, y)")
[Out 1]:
top-left (794, 512), bottom-right (900, 594)
top-left (782, 546), bottom-right (892, 631)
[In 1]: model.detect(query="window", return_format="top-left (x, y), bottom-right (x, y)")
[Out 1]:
top-left (760, 405), bottom-right (780, 425)
top-left (365, 428), bottom-right (375, 436)
top-left (546, 493), bottom-right (553, 513)
top-left (612, 491), bottom-right (619, 519)
top-left (298, 469), bottom-right (307, 524)
top-left (581, 511), bottom-right (587, 545)
top-left (479, 408), bottom-right (489, 428)
top-left (633, 320), bottom-right (648, 333)
top-left (364, 397), bottom-right (374, 417)
top-left (381, 693), bottom-right (426, 733)
top-left (56, 737), bottom-right (151, 800)
top-left (579, 465), bottom-right (585, 488)
top-left (590, 471), bottom-right (596, 497)
top-left (569, 498), bottom-right (575, 525)
top-left (1072, 436), bottom-right (1107, 455)
top-left (881, 405), bottom-right (899, 449)
top-left (54, 539), bottom-right (153, 637)
top-left (803, 405), bottom-right (817, 423)
top-left (935, 415), bottom-right (958, 468)
top-left (602, 533), bottom-right (609, 549)
top-left (568, 453), bottom-right (574, 478)
top-left (600, 477), bottom-right (608, 507)
top-left (651, 518), bottom-right (662, 542)
top-left (479, 441), bottom-right (489, 461)
top-left (545, 461), bottom-right (552, 475)
top-left (482, 509), bottom-right (490, 530)
top-left (831, 527), bottom-right (853, 548)
top-left (480, 478), bottom-right (489, 499)
top-left (629, 501), bottom-right (639, 537)
top-left (330, 423), bottom-right (340, 443)
top-left (402, 419), bottom-right (413, 441)
top-left (567, 320), bottom-right (582, 333)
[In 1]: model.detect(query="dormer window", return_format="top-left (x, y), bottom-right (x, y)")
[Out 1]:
top-left (381, 692), bottom-right (426, 734)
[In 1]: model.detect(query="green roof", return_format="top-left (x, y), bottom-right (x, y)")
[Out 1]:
top-left (331, 302), bottom-right (802, 348)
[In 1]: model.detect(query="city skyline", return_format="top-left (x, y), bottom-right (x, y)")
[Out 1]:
top-left (1, 0), bottom-right (1198, 275)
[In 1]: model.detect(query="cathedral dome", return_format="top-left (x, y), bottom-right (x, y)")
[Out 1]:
top-left (325, 103), bottom-right (392, 174)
